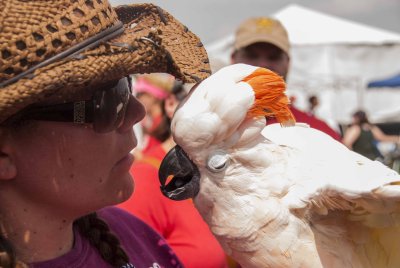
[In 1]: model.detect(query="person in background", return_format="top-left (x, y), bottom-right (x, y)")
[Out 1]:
top-left (342, 110), bottom-right (400, 161)
top-left (133, 74), bottom-right (175, 159)
top-left (230, 17), bottom-right (341, 141)
top-left (0, 0), bottom-right (210, 267)
top-left (119, 82), bottom-right (230, 268)
top-left (307, 95), bottom-right (319, 116)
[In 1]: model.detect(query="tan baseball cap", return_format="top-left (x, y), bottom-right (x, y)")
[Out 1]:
top-left (233, 17), bottom-right (290, 55)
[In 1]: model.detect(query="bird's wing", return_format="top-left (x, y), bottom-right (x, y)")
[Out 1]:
top-left (262, 123), bottom-right (400, 268)
top-left (261, 123), bottom-right (400, 211)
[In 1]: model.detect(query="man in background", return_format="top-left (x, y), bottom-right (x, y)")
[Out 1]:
top-left (231, 17), bottom-right (341, 141)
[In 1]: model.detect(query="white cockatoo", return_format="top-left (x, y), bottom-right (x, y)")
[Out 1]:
top-left (158, 64), bottom-right (400, 268)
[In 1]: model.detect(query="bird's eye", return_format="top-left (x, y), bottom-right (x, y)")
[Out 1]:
top-left (207, 152), bottom-right (229, 173)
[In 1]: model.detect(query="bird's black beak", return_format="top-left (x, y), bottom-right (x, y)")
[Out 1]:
top-left (159, 145), bottom-right (200, 200)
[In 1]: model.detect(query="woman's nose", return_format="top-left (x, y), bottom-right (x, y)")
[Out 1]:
top-left (117, 95), bottom-right (146, 133)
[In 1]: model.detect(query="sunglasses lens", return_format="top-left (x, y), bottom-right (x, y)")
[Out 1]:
top-left (92, 78), bottom-right (130, 133)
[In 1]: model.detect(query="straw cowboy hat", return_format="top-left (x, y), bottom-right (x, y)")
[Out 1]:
top-left (0, 0), bottom-right (210, 123)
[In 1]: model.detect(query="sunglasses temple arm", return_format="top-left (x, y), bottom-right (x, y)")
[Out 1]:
top-left (17, 101), bottom-right (94, 123)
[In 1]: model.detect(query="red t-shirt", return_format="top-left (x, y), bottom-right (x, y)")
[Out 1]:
top-left (119, 145), bottom-right (229, 268)
top-left (268, 106), bottom-right (342, 141)
top-left (141, 135), bottom-right (162, 155)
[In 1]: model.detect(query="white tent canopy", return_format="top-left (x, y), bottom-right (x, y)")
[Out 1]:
top-left (275, 4), bottom-right (400, 45)
top-left (206, 4), bottom-right (400, 125)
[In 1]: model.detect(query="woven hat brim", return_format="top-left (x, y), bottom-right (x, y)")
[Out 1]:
top-left (0, 3), bottom-right (211, 123)
top-left (115, 4), bottom-right (210, 82)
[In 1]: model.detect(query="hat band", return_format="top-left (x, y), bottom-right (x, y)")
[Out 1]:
top-left (0, 21), bottom-right (125, 89)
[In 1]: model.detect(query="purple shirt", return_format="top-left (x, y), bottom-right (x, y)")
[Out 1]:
top-left (30, 207), bottom-right (183, 268)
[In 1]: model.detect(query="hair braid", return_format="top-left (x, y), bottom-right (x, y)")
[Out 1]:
top-left (0, 234), bottom-right (16, 268)
top-left (75, 213), bottom-right (130, 267)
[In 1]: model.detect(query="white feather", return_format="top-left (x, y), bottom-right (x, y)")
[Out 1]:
top-left (171, 64), bottom-right (400, 268)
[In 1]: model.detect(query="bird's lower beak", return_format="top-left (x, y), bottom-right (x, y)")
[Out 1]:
top-left (159, 145), bottom-right (200, 200)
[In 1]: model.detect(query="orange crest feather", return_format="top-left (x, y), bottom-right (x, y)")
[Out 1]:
top-left (241, 68), bottom-right (295, 126)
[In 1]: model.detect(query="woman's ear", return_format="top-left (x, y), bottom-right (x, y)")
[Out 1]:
top-left (0, 130), bottom-right (17, 180)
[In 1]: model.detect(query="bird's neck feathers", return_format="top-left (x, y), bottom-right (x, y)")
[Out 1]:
top-left (241, 68), bottom-right (295, 127)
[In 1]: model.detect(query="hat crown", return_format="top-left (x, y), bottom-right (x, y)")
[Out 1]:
top-left (237, 18), bottom-right (286, 35)
top-left (233, 17), bottom-right (290, 55)
top-left (0, 0), bottom-right (118, 84)
top-left (0, 2), bottom-right (210, 124)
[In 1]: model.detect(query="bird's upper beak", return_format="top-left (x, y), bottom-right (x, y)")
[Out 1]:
top-left (159, 145), bottom-right (200, 200)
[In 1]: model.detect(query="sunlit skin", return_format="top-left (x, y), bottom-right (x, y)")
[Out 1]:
top-left (231, 42), bottom-right (290, 80)
top-left (0, 94), bottom-right (145, 262)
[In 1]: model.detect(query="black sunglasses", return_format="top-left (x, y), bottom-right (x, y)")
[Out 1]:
top-left (4, 77), bottom-right (131, 133)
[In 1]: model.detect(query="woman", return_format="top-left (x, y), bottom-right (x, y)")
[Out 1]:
top-left (0, 0), bottom-right (210, 267)
top-left (119, 81), bottom-right (230, 268)
top-left (342, 110), bottom-right (400, 160)
top-left (132, 74), bottom-right (175, 159)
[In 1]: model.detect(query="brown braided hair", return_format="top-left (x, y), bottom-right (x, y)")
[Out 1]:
top-left (75, 213), bottom-right (130, 267)
top-left (0, 235), bottom-right (16, 268)
top-left (0, 213), bottom-right (129, 268)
